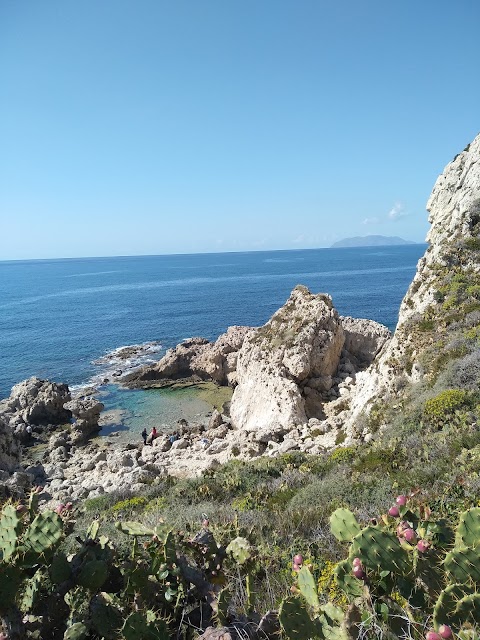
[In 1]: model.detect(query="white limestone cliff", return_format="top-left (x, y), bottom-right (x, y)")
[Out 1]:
top-left (343, 132), bottom-right (480, 433)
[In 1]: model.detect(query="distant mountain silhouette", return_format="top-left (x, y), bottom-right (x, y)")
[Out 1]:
top-left (331, 235), bottom-right (416, 248)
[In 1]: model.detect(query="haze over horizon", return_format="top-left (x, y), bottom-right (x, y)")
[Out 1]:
top-left (1, 1), bottom-right (479, 261)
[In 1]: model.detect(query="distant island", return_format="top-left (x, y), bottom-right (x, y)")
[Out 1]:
top-left (331, 235), bottom-right (416, 248)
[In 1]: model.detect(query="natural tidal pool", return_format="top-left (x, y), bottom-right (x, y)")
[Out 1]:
top-left (98, 385), bottom-right (211, 440)
top-left (97, 383), bottom-right (230, 443)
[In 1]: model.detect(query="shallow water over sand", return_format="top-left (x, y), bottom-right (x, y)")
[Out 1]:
top-left (98, 384), bottom-right (213, 442)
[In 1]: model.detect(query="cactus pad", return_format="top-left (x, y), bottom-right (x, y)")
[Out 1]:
top-left (444, 545), bottom-right (480, 583)
top-left (24, 511), bottom-right (63, 555)
top-left (350, 526), bottom-right (411, 574)
top-left (215, 587), bottom-right (230, 626)
top-left (121, 611), bottom-right (169, 640)
top-left (50, 552), bottom-right (72, 584)
top-left (455, 593), bottom-right (480, 623)
top-left (334, 559), bottom-right (363, 598)
top-left (115, 521), bottom-right (155, 536)
top-left (163, 530), bottom-right (177, 565)
top-left (330, 508), bottom-right (361, 543)
top-left (226, 536), bottom-right (252, 565)
top-left (90, 594), bottom-right (124, 639)
top-left (64, 622), bottom-right (89, 639)
top-left (21, 569), bottom-right (44, 611)
top-left (298, 566), bottom-right (320, 611)
top-left (76, 560), bottom-right (109, 591)
top-left (455, 507), bottom-right (480, 548)
top-left (279, 596), bottom-right (324, 639)
top-left (433, 583), bottom-right (469, 627)
top-left (0, 503), bottom-right (22, 561)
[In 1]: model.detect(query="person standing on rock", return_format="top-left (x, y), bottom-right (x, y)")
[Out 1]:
top-left (141, 428), bottom-right (147, 445)
top-left (147, 426), bottom-right (157, 445)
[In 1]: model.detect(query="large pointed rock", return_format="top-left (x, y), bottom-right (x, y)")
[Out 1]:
top-left (230, 286), bottom-right (345, 439)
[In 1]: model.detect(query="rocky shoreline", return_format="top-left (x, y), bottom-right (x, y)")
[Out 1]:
top-left (2, 131), bottom-right (479, 509)
top-left (0, 288), bottom-right (391, 506)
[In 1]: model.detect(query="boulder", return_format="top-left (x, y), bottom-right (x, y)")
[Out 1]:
top-left (65, 396), bottom-right (104, 443)
top-left (230, 286), bottom-right (345, 435)
top-left (0, 377), bottom-right (71, 428)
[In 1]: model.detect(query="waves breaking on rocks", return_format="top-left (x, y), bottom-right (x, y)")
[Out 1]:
top-left (70, 341), bottom-right (164, 395)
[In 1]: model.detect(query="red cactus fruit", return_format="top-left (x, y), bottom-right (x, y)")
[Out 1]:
top-left (352, 565), bottom-right (365, 579)
top-left (293, 554), bottom-right (303, 566)
top-left (426, 632), bottom-right (442, 640)
top-left (417, 539), bottom-right (430, 553)
top-left (352, 557), bottom-right (362, 567)
top-left (396, 495), bottom-right (407, 506)
top-left (54, 504), bottom-right (65, 515)
top-left (388, 506), bottom-right (400, 517)
top-left (438, 625), bottom-right (452, 639)
top-left (404, 528), bottom-right (416, 543)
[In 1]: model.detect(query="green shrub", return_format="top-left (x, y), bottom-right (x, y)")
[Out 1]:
top-left (423, 389), bottom-right (471, 428)
top-left (110, 496), bottom-right (147, 513)
top-left (328, 446), bottom-right (356, 465)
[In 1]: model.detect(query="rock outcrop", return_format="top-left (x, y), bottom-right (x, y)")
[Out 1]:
top-left (0, 377), bottom-right (71, 440)
top-left (124, 326), bottom-right (253, 388)
top-left (230, 287), bottom-right (344, 438)
top-left (0, 413), bottom-right (21, 472)
top-left (342, 133), bottom-right (480, 434)
top-left (229, 286), bottom-right (391, 442)
top-left (64, 396), bottom-right (104, 443)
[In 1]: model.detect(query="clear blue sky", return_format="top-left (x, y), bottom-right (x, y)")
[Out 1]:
top-left (1, 1), bottom-right (478, 259)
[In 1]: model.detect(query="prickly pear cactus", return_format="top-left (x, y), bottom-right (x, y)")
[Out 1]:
top-left (455, 507), bottom-right (480, 548)
top-left (433, 583), bottom-right (469, 627)
top-left (0, 503), bottom-right (23, 561)
top-left (444, 545), bottom-right (480, 583)
top-left (350, 526), bottom-right (411, 574)
top-left (226, 536), bottom-right (252, 564)
top-left (455, 593), bottom-right (480, 623)
top-left (90, 593), bottom-right (124, 639)
top-left (76, 559), bottom-right (109, 591)
top-left (20, 569), bottom-right (44, 611)
top-left (279, 596), bottom-right (324, 639)
top-left (329, 508), bottom-right (361, 543)
top-left (297, 566), bottom-right (320, 611)
top-left (121, 611), bottom-right (169, 640)
top-left (64, 622), bottom-right (89, 640)
top-left (334, 559), bottom-right (363, 598)
top-left (23, 511), bottom-right (63, 555)
top-left (163, 530), bottom-right (176, 565)
top-left (115, 521), bottom-right (156, 536)
top-left (215, 587), bottom-right (230, 626)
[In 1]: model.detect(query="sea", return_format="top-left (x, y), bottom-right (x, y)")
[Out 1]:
top-left (0, 246), bottom-right (426, 436)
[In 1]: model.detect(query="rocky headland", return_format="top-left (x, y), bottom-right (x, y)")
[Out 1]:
top-left (1, 132), bottom-right (479, 508)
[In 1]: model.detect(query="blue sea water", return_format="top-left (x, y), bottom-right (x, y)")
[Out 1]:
top-left (0, 246), bottom-right (426, 402)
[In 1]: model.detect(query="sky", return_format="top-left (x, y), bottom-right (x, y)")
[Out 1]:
top-left (0, 1), bottom-right (479, 260)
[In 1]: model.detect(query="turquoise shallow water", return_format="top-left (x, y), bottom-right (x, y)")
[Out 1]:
top-left (98, 385), bottom-right (212, 442)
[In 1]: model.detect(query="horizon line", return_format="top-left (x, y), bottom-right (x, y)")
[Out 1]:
top-left (0, 242), bottom-right (428, 264)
